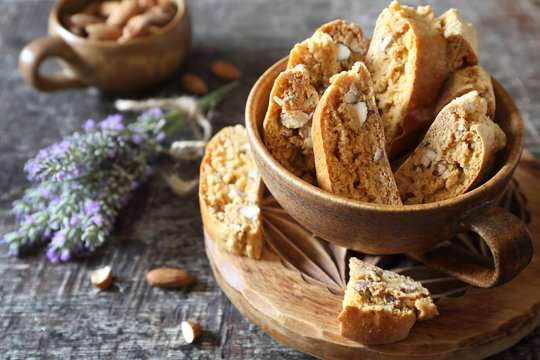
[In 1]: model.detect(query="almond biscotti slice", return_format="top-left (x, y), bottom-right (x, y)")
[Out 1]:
top-left (263, 65), bottom-right (320, 184)
top-left (288, 19), bottom-right (368, 92)
top-left (365, 1), bottom-right (446, 159)
top-left (435, 65), bottom-right (495, 119)
top-left (312, 62), bottom-right (401, 204)
top-left (395, 91), bottom-right (506, 205)
top-left (199, 125), bottom-right (264, 259)
top-left (338, 257), bottom-right (438, 344)
top-left (437, 8), bottom-right (479, 72)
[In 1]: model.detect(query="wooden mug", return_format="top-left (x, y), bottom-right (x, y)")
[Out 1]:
top-left (18, 0), bottom-right (191, 93)
top-left (245, 57), bottom-right (533, 288)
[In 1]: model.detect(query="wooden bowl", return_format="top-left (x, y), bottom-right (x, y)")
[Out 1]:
top-left (19, 0), bottom-right (191, 93)
top-left (245, 57), bottom-right (533, 288)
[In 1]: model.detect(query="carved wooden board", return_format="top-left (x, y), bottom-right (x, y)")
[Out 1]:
top-left (204, 151), bottom-right (540, 360)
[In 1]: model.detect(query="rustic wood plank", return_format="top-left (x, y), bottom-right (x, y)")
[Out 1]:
top-left (0, 0), bottom-right (539, 359)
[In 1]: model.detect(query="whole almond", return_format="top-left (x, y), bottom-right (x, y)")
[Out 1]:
top-left (120, 14), bottom-right (151, 42)
top-left (86, 23), bottom-right (123, 41)
top-left (146, 267), bottom-right (196, 288)
top-left (69, 13), bottom-right (104, 28)
top-left (211, 61), bottom-right (241, 80)
top-left (181, 73), bottom-right (208, 95)
top-left (107, 0), bottom-right (142, 27)
top-left (99, 1), bottom-right (121, 17)
top-left (144, 5), bottom-right (175, 26)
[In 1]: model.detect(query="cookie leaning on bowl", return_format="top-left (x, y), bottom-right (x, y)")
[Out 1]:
top-left (263, 65), bottom-right (320, 184)
top-left (199, 125), bottom-right (264, 259)
top-left (395, 91), bottom-right (506, 205)
top-left (312, 62), bottom-right (401, 204)
top-left (366, 1), bottom-right (446, 159)
top-left (338, 257), bottom-right (438, 344)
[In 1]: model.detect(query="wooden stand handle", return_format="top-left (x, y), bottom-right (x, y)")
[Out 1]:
top-left (18, 35), bottom-right (86, 91)
top-left (410, 202), bottom-right (533, 288)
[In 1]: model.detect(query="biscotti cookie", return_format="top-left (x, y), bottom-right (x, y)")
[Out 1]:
top-left (365, 1), bottom-right (446, 159)
top-left (263, 65), bottom-right (320, 184)
top-left (338, 257), bottom-right (438, 344)
top-left (312, 62), bottom-right (401, 204)
top-left (288, 19), bottom-right (368, 91)
top-left (395, 91), bottom-right (506, 205)
top-left (199, 125), bottom-right (264, 259)
top-left (437, 8), bottom-right (479, 72)
top-left (435, 65), bottom-right (495, 119)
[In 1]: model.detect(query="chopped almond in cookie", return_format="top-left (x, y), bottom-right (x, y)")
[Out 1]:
top-left (338, 257), bottom-right (438, 344)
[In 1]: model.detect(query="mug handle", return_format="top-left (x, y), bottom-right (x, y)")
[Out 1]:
top-left (18, 35), bottom-right (86, 91)
top-left (410, 202), bottom-right (533, 288)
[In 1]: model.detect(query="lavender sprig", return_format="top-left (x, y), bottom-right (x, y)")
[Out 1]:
top-left (2, 81), bottom-right (239, 262)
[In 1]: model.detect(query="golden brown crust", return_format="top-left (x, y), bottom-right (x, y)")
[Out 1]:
top-left (199, 125), bottom-right (264, 259)
top-left (395, 91), bottom-right (506, 204)
top-left (312, 62), bottom-right (401, 204)
top-left (437, 8), bottom-right (479, 72)
top-left (338, 257), bottom-right (437, 344)
top-left (435, 65), bottom-right (495, 119)
top-left (366, 1), bottom-right (446, 159)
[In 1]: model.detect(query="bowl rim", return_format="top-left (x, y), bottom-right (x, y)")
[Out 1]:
top-left (51, 0), bottom-right (189, 47)
top-left (245, 56), bottom-right (524, 214)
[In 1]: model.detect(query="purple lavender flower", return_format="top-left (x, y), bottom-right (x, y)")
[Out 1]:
top-left (41, 187), bottom-right (51, 199)
top-left (46, 247), bottom-right (60, 263)
top-left (8, 248), bottom-right (18, 257)
top-left (156, 132), bottom-right (166, 142)
top-left (83, 119), bottom-right (96, 130)
top-left (84, 200), bottom-right (100, 216)
top-left (99, 114), bottom-right (123, 131)
top-left (93, 214), bottom-right (104, 226)
top-left (60, 250), bottom-right (71, 262)
top-left (141, 107), bottom-right (164, 120)
top-left (24, 214), bottom-right (34, 225)
top-left (52, 230), bottom-right (66, 246)
top-left (132, 134), bottom-right (143, 145)
top-left (70, 215), bottom-right (80, 227)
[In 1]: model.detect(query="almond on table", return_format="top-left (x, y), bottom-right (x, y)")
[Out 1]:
top-left (145, 267), bottom-right (196, 288)
top-left (211, 61), bottom-right (242, 80)
top-left (90, 265), bottom-right (113, 290)
top-left (181, 73), bottom-right (208, 95)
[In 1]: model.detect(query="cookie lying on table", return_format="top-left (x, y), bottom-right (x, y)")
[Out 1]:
top-left (312, 62), bottom-right (401, 204)
top-left (366, 1), bottom-right (446, 159)
top-left (395, 91), bottom-right (506, 205)
top-left (199, 125), bottom-right (264, 259)
top-left (338, 257), bottom-right (438, 344)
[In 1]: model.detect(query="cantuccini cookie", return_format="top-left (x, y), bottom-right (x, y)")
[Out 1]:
top-left (288, 19), bottom-right (368, 92)
top-left (435, 65), bottom-right (495, 119)
top-left (338, 257), bottom-right (438, 344)
top-left (263, 65), bottom-right (320, 184)
top-left (312, 62), bottom-right (401, 204)
top-left (437, 8), bottom-right (479, 72)
top-left (395, 91), bottom-right (506, 205)
top-left (199, 125), bottom-right (264, 259)
top-left (366, 1), bottom-right (446, 159)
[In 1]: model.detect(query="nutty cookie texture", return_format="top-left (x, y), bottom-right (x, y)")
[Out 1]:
top-left (312, 62), bottom-right (401, 204)
top-left (199, 125), bottom-right (264, 259)
top-left (338, 257), bottom-right (438, 344)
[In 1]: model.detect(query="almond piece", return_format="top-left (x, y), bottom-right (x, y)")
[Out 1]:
top-left (181, 73), bottom-right (208, 95)
top-left (336, 43), bottom-right (351, 61)
top-left (90, 265), bottom-right (113, 290)
top-left (69, 13), bottom-right (104, 28)
top-left (86, 23), bottom-right (123, 41)
top-left (120, 14), bottom-right (151, 41)
top-left (107, 0), bottom-right (142, 27)
top-left (211, 61), bottom-right (241, 80)
top-left (181, 321), bottom-right (202, 343)
top-left (146, 267), bottom-right (196, 288)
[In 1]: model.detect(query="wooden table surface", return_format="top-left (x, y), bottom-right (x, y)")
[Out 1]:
top-left (1, 0), bottom-right (539, 358)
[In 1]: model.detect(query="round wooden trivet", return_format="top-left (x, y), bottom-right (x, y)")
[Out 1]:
top-left (204, 151), bottom-right (540, 360)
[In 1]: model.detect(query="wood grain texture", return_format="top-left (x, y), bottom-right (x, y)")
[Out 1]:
top-left (0, 0), bottom-right (539, 359)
